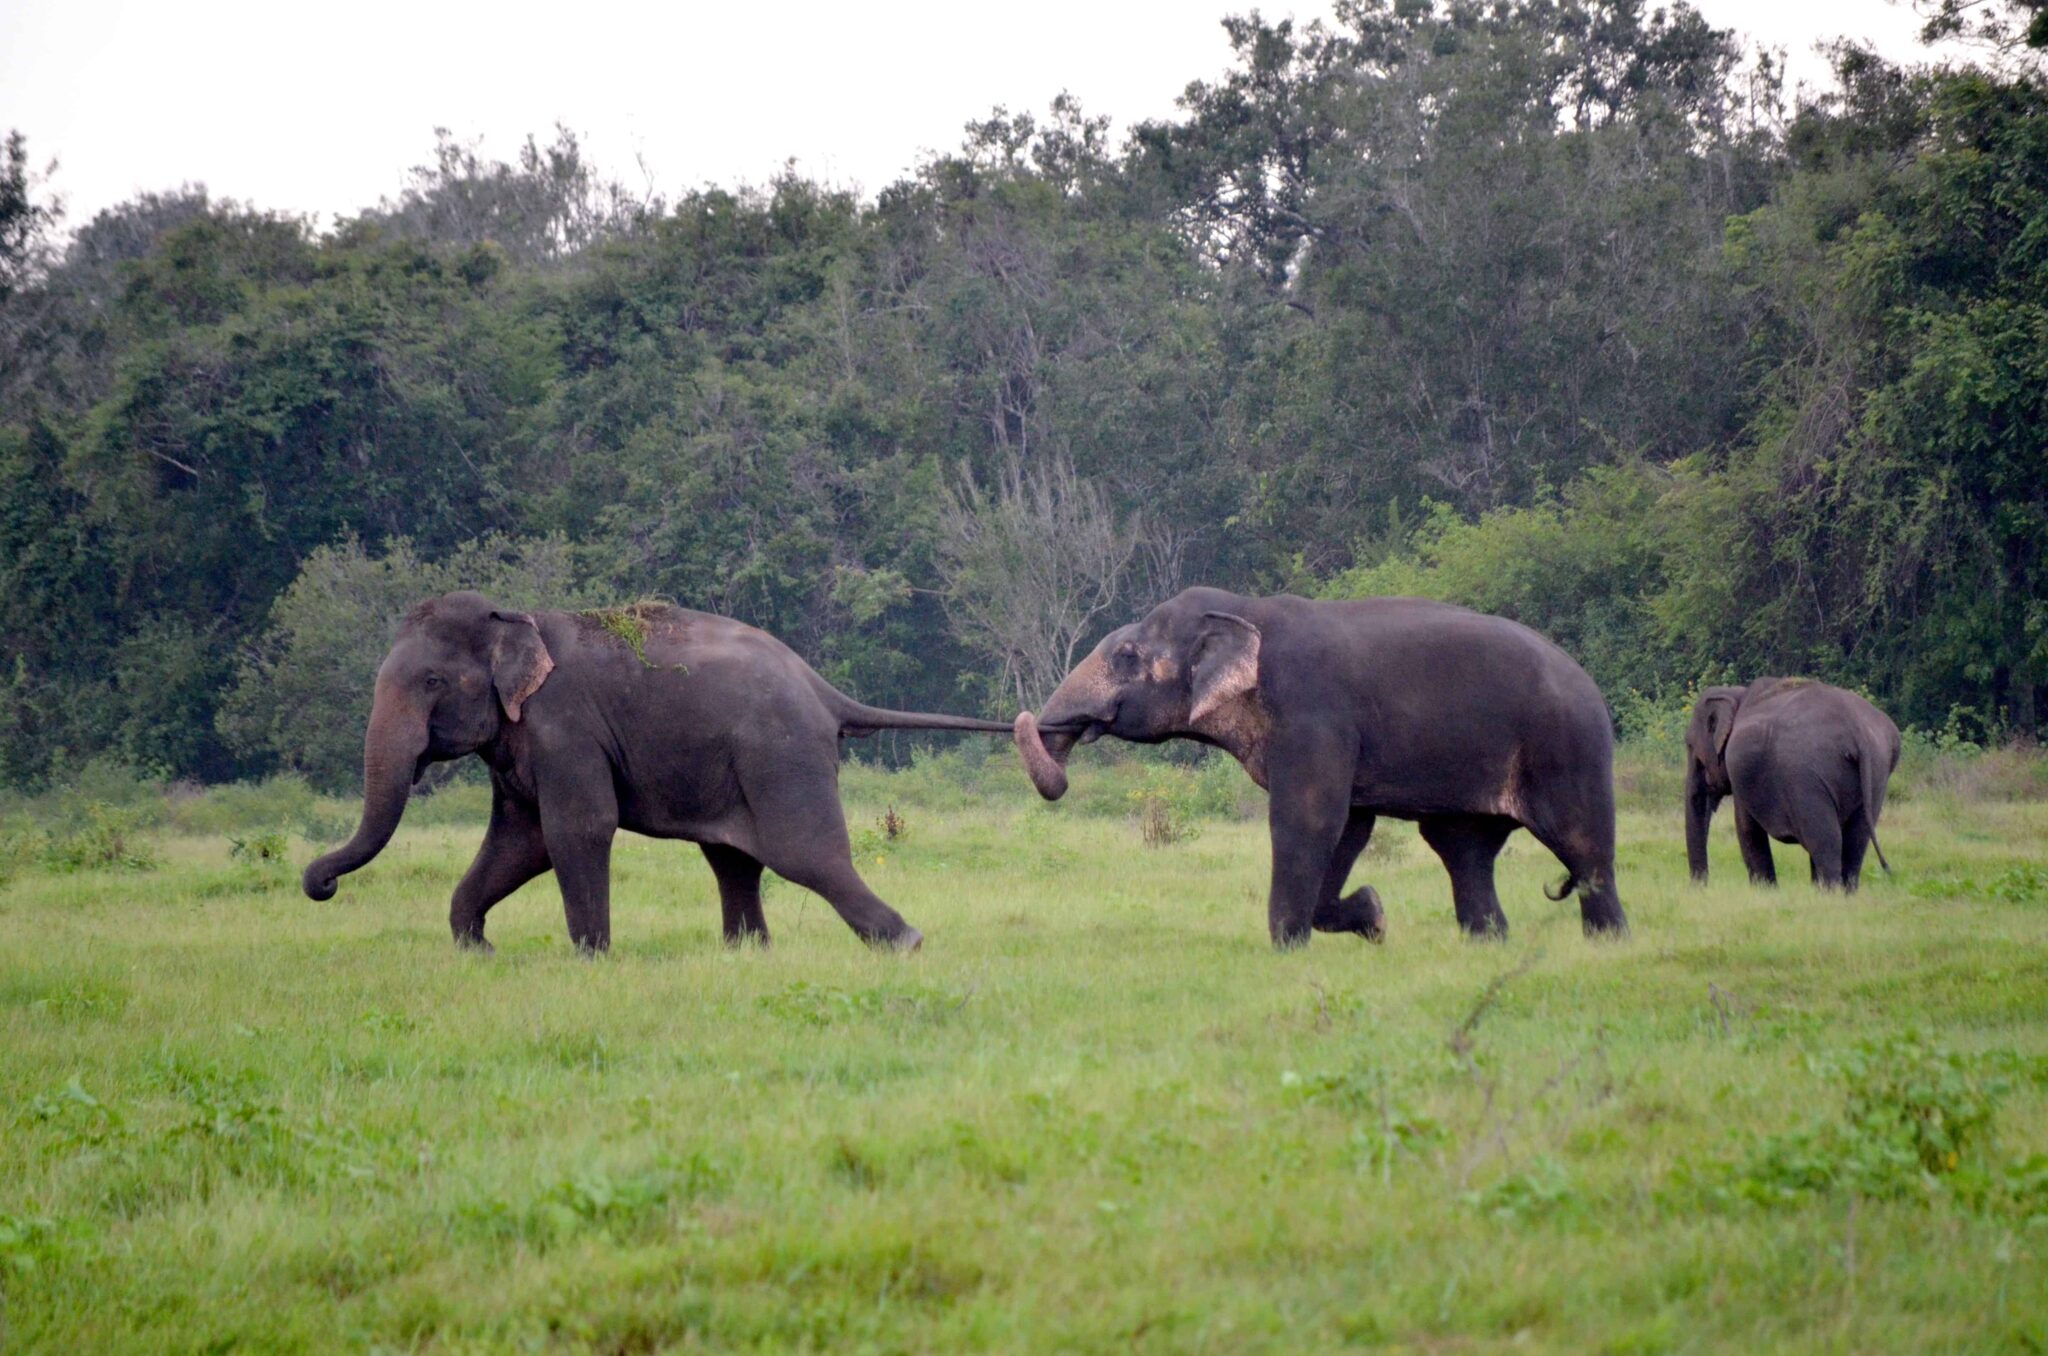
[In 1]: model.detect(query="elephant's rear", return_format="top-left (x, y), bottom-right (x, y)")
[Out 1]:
top-left (1328, 598), bottom-right (1626, 933)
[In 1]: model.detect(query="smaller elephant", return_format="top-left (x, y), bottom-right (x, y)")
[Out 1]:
top-left (303, 592), bottom-right (1022, 953)
top-left (1685, 678), bottom-right (1901, 891)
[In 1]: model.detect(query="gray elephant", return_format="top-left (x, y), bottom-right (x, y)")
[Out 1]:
top-left (1684, 678), bottom-right (1901, 891)
top-left (303, 591), bottom-right (1019, 953)
top-left (1012, 588), bottom-right (1628, 946)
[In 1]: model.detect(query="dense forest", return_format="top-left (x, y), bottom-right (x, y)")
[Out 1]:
top-left (2, 0), bottom-right (2044, 792)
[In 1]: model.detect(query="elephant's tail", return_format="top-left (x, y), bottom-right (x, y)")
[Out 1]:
top-left (1544, 872), bottom-right (1579, 902)
top-left (1858, 747), bottom-right (1894, 875)
top-left (832, 698), bottom-right (1018, 737)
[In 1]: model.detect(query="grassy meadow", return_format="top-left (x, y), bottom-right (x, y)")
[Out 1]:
top-left (3, 744), bottom-right (2046, 1352)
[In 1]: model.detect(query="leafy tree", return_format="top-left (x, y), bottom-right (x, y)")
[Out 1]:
top-left (218, 534), bottom-right (594, 790)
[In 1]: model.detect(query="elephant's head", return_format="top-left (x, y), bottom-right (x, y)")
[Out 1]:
top-left (303, 591), bottom-right (554, 901)
top-left (1015, 591), bottom-right (1262, 800)
top-left (1682, 685), bottom-right (1743, 881)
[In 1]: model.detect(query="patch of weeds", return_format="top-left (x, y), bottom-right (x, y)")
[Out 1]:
top-left (461, 1153), bottom-right (730, 1249)
top-left (0, 825), bottom-right (46, 887)
top-left (830, 1136), bottom-right (891, 1190)
top-left (25, 1077), bottom-right (125, 1152)
top-left (0, 1212), bottom-right (96, 1278)
top-left (7, 975), bottom-right (129, 1021)
top-left (358, 1009), bottom-right (418, 1034)
top-left (1283, 1061), bottom-right (1447, 1182)
top-left (756, 979), bottom-right (974, 1028)
top-left (532, 1028), bottom-right (611, 1072)
top-left (1129, 767), bottom-right (1203, 847)
top-left (1464, 1156), bottom-right (1579, 1222)
top-left (228, 829), bottom-right (290, 866)
top-left (1903, 864), bottom-right (2048, 905)
top-left (43, 803), bottom-right (157, 872)
top-left (1688, 1032), bottom-right (2019, 1208)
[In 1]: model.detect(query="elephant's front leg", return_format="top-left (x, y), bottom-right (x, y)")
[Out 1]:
top-left (1264, 738), bottom-right (1358, 949)
top-left (536, 761), bottom-right (620, 954)
top-left (449, 791), bottom-right (551, 951)
top-left (1733, 802), bottom-right (1776, 886)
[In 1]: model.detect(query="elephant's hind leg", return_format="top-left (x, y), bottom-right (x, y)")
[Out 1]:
top-left (703, 842), bottom-right (770, 947)
top-left (1733, 803), bottom-right (1777, 886)
top-left (741, 765), bottom-right (920, 950)
top-left (1313, 810), bottom-right (1384, 941)
top-left (1839, 812), bottom-right (1873, 893)
top-left (1520, 799), bottom-right (1627, 936)
top-left (450, 792), bottom-right (551, 951)
top-left (1418, 814), bottom-right (1514, 938)
top-left (1799, 810), bottom-right (1846, 890)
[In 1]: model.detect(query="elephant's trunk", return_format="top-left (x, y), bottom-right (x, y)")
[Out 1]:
top-left (303, 683), bottom-right (429, 901)
top-left (1014, 651), bottom-right (1115, 801)
top-left (1014, 711), bottom-right (1075, 800)
top-left (1684, 759), bottom-right (1720, 884)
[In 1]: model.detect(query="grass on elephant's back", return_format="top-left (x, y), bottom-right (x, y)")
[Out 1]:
top-left (0, 794), bottom-right (2044, 1352)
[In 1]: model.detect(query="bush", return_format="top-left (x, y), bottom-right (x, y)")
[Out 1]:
top-left (44, 805), bottom-right (157, 873)
top-left (1701, 1034), bottom-right (2018, 1207)
top-left (1129, 767), bottom-right (1203, 847)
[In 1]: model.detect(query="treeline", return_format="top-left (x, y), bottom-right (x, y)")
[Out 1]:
top-left (2, 0), bottom-right (2044, 793)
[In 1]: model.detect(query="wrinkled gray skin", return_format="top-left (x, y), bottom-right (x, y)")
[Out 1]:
top-left (1015, 588), bottom-right (1629, 948)
top-left (1685, 678), bottom-right (1900, 891)
top-left (303, 591), bottom-right (1021, 953)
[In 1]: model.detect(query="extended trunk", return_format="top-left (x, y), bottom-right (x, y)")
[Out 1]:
top-left (1013, 650), bottom-right (1113, 801)
top-left (1014, 711), bottom-right (1080, 800)
top-left (1684, 759), bottom-right (1721, 883)
top-left (303, 687), bottom-right (430, 900)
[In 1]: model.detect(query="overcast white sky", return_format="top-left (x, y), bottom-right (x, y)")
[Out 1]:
top-left (1, 0), bottom-right (1945, 232)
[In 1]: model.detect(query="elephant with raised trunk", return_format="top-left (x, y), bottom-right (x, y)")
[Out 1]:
top-left (303, 591), bottom-right (1019, 953)
top-left (1684, 679), bottom-right (1900, 891)
top-left (1013, 588), bottom-right (1628, 947)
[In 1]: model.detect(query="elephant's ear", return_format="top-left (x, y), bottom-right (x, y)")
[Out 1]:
top-left (489, 611), bottom-right (555, 722)
top-left (1693, 690), bottom-right (1740, 766)
top-left (1189, 611), bottom-right (1261, 725)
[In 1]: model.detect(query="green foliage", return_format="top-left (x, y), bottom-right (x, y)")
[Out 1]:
top-left (218, 533), bottom-right (594, 792)
top-left (1700, 1034), bottom-right (2020, 1206)
top-left (42, 804), bottom-right (157, 873)
top-left (4, 9), bottom-right (2048, 793)
top-left (1128, 766), bottom-right (1206, 847)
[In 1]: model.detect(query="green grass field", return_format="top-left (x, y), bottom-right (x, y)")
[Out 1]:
top-left (3, 754), bottom-right (2046, 1353)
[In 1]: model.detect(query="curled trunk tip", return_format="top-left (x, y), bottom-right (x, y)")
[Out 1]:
top-left (1014, 710), bottom-right (1069, 801)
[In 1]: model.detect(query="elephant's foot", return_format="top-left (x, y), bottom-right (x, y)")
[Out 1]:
top-left (1315, 886), bottom-right (1386, 942)
top-left (452, 930), bottom-right (495, 955)
top-left (870, 926), bottom-right (923, 953)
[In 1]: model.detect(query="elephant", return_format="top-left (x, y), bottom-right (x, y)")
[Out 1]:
top-left (1684, 678), bottom-right (1900, 891)
top-left (302, 591), bottom-right (1022, 953)
top-left (1012, 588), bottom-right (1629, 947)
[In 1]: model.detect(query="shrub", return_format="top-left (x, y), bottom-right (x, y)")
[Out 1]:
top-left (1702, 1033), bottom-right (2016, 1206)
top-left (44, 805), bottom-right (157, 873)
top-left (1130, 767), bottom-right (1202, 847)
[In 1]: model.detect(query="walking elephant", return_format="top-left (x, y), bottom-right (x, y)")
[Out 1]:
top-left (1012, 588), bottom-right (1628, 947)
top-left (1684, 678), bottom-right (1900, 891)
top-left (302, 591), bottom-right (1020, 953)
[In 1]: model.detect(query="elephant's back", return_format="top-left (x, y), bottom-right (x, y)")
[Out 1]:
top-left (1304, 596), bottom-right (1608, 716)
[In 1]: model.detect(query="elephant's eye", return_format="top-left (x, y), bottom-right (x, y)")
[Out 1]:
top-left (422, 673), bottom-right (443, 690)
top-left (1110, 646), bottom-right (1141, 678)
